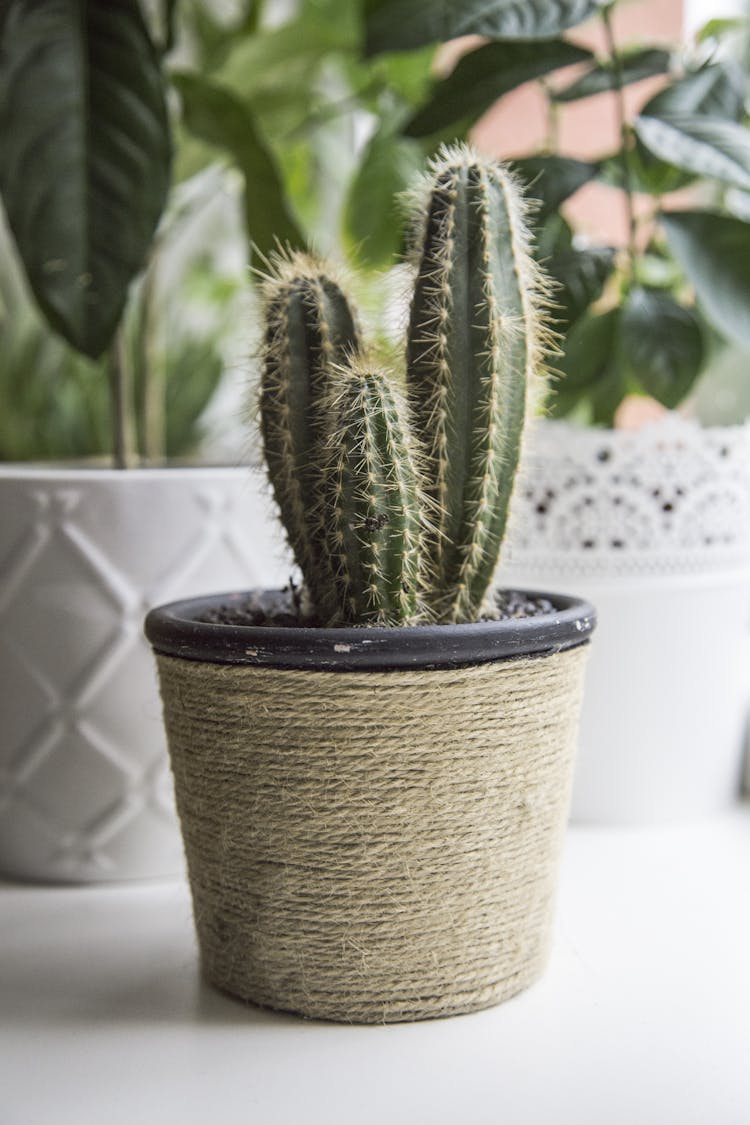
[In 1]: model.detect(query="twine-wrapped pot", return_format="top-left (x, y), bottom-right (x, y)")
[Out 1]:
top-left (145, 590), bottom-right (594, 1024)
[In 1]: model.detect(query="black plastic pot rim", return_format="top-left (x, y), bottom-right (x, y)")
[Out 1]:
top-left (144, 589), bottom-right (596, 673)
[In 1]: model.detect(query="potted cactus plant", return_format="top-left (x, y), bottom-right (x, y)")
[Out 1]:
top-left (145, 145), bottom-right (595, 1024)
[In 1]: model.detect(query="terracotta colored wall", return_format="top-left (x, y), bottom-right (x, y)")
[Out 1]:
top-left (470, 0), bottom-right (684, 246)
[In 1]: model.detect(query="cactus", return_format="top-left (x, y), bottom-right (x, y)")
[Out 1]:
top-left (256, 145), bottom-right (550, 627)
top-left (259, 251), bottom-right (361, 613)
top-left (319, 359), bottom-right (425, 626)
top-left (405, 145), bottom-right (550, 623)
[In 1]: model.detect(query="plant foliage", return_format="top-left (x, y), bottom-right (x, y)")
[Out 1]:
top-left (381, 1), bottom-right (750, 424)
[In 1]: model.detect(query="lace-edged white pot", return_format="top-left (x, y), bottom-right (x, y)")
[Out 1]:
top-left (498, 416), bottom-right (750, 825)
top-left (0, 465), bottom-right (289, 883)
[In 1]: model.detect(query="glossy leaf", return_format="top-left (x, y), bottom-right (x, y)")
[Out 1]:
top-left (662, 210), bottom-right (750, 349)
top-left (598, 136), bottom-right (695, 195)
top-left (404, 39), bottom-right (593, 137)
top-left (550, 307), bottom-right (623, 420)
top-left (620, 286), bottom-right (703, 408)
top-left (512, 155), bottom-right (598, 219)
top-left (641, 61), bottom-right (746, 121)
top-left (635, 115), bottom-right (750, 192)
top-left (173, 73), bottom-right (305, 257)
top-left (343, 127), bottom-right (423, 267)
top-left (553, 47), bottom-right (670, 103)
top-left (364, 0), bottom-right (601, 57)
top-left (547, 246), bottom-right (616, 329)
top-left (0, 0), bottom-right (171, 358)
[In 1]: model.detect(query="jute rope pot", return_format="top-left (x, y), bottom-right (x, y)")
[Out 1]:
top-left (145, 590), bottom-right (595, 1023)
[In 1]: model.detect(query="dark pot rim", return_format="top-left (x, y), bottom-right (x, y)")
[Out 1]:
top-left (144, 588), bottom-right (596, 672)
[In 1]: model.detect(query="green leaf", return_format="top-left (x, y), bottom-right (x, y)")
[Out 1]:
top-left (220, 13), bottom-right (356, 99)
top-left (598, 136), bottom-right (695, 194)
top-left (641, 62), bottom-right (746, 121)
top-left (547, 246), bottom-right (616, 329)
top-left (364, 45), bottom-right (438, 108)
top-left (0, 0), bottom-right (171, 358)
top-left (511, 155), bottom-right (598, 219)
top-left (364, 0), bottom-right (601, 57)
top-left (550, 307), bottom-right (623, 421)
top-left (633, 252), bottom-right (682, 289)
top-left (343, 127), bottom-right (423, 268)
top-left (553, 47), bottom-right (670, 103)
top-left (535, 212), bottom-right (574, 260)
top-left (620, 286), bottom-right (703, 408)
top-left (634, 115), bottom-right (750, 192)
top-left (697, 17), bottom-right (746, 44)
top-left (404, 39), bottom-right (593, 138)
top-left (662, 209), bottom-right (750, 349)
top-left (173, 73), bottom-right (305, 258)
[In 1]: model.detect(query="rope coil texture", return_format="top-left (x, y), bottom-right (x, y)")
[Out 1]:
top-left (156, 643), bottom-right (588, 1023)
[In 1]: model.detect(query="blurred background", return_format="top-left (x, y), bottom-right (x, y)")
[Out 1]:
top-left (2, 0), bottom-right (750, 467)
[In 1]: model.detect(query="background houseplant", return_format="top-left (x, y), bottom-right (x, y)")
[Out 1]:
top-left (358, 0), bottom-right (750, 822)
top-left (146, 145), bottom-right (595, 1023)
top-left (0, 0), bottom-right (442, 882)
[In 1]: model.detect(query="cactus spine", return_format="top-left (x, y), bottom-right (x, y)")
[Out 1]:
top-left (256, 145), bottom-right (549, 627)
top-left (321, 361), bottom-right (424, 625)
top-left (406, 147), bottom-right (548, 623)
top-left (259, 252), bottom-right (361, 614)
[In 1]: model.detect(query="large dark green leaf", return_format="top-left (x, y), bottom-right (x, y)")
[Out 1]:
top-left (173, 73), bottom-right (305, 258)
top-left (641, 61), bottom-right (746, 120)
top-left (0, 0), bottom-right (171, 358)
top-left (635, 115), bottom-right (750, 192)
top-left (662, 210), bottom-right (750, 349)
top-left (364, 0), bottom-right (601, 57)
top-left (343, 127), bottom-right (423, 268)
top-left (512, 155), bottom-right (598, 219)
top-left (550, 307), bottom-right (623, 421)
top-left (547, 246), bottom-right (616, 329)
top-left (620, 286), bottom-right (703, 408)
top-left (404, 39), bottom-right (593, 137)
top-left (553, 47), bottom-right (670, 103)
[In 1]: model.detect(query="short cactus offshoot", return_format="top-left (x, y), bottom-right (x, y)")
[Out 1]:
top-left (320, 360), bottom-right (425, 625)
top-left (257, 145), bottom-right (551, 628)
top-left (259, 253), bottom-right (362, 616)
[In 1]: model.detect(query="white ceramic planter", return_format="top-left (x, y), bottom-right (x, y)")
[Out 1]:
top-left (499, 416), bottom-right (750, 824)
top-left (0, 465), bottom-right (289, 882)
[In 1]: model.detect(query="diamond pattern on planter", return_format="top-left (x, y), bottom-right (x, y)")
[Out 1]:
top-left (0, 468), bottom-right (289, 882)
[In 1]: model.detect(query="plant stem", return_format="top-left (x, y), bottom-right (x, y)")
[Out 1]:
top-left (138, 256), bottom-right (166, 464)
top-left (539, 77), bottom-right (560, 154)
top-left (602, 4), bottom-right (638, 272)
top-left (107, 327), bottom-right (138, 469)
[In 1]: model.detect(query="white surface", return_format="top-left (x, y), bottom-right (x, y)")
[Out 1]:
top-left (2, 808), bottom-right (749, 1125)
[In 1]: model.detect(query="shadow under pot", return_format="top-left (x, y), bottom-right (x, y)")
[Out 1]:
top-left (145, 588), bottom-right (595, 1024)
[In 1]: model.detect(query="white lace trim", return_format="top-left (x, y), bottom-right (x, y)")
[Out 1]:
top-left (503, 416), bottom-right (750, 578)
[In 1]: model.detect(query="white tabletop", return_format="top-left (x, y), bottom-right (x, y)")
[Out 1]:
top-left (2, 808), bottom-right (749, 1125)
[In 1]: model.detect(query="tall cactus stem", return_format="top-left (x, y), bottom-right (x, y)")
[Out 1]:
top-left (405, 145), bottom-right (552, 622)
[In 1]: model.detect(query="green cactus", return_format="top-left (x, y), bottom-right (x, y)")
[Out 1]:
top-left (258, 251), bottom-right (361, 613)
top-left (319, 359), bottom-right (425, 626)
top-left (405, 145), bottom-right (550, 623)
top-left (256, 145), bottom-right (550, 627)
